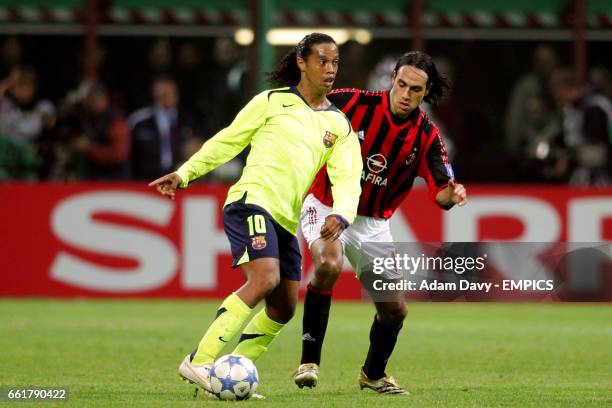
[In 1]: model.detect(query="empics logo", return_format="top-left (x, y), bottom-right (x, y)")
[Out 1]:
top-left (323, 131), bottom-right (338, 148)
top-left (251, 236), bottom-right (267, 250)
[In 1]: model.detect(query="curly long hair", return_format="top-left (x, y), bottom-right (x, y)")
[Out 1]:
top-left (393, 51), bottom-right (451, 105)
top-left (268, 32), bottom-right (336, 87)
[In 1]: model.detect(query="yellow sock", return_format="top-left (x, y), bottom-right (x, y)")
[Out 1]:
top-left (232, 308), bottom-right (284, 361)
top-left (192, 293), bottom-right (252, 365)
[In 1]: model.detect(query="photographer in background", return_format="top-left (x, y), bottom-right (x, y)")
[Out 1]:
top-left (0, 66), bottom-right (55, 180)
top-left (550, 68), bottom-right (612, 186)
top-left (71, 83), bottom-right (131, 180)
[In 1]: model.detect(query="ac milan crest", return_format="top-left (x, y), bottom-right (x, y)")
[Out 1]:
top-left (405, 153), bottom-right (416, 166)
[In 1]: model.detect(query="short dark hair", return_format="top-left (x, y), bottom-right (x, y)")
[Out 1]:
top-left (268, 32), bottom-right (336, 87)
top-left (393, 51), bottom-right (451, 105)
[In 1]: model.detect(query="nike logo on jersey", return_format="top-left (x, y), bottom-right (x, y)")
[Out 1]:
top-left (282, 104), bottom-right (295, 107)
top-left (218, 336), bottom-right (228, 343)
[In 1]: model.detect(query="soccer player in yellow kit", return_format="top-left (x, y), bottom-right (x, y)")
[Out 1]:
top-left (149, 33), bottom-right (362, 398)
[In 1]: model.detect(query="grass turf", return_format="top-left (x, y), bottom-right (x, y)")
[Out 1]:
top-left (0, 300), bottom-right (610, 407)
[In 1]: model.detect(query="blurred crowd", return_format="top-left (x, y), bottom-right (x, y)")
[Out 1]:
top-left (504, 45), bottom-right (612, 186)
top-left (0, 68), bottom-right (206, 181)
top-left (0, 36), bottom-right (610, 186)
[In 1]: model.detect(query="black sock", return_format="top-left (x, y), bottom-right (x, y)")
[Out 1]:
top-left (300, 283), bottom-right (332, 365)
top-left (363, 316), bottom-right (402, 380)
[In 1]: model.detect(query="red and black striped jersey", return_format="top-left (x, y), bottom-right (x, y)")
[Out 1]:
top-left (309, 88), bottom-right (454, 219)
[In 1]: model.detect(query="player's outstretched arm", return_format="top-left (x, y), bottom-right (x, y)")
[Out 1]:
top-left (171, 91), bottom-right (268, 186)
top-left (436, 179), bottom-right (468, 207)
top-left (148, 172), bottom-right (183, 200)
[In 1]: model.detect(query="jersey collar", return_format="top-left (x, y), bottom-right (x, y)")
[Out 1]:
top-left (290, 86), bottom-right (340, 112)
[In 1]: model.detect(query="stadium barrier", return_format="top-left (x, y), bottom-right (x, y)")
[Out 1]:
top-left (2, 183), bottom-right (611, 300)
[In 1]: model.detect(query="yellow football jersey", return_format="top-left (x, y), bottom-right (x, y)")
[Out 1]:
top-left (176, 86), bottom-right (362, 234)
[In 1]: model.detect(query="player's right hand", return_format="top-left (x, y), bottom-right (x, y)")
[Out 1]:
top-left (448, 179), bottom-right (467, 207)
top-left (320, 215), bottom-right (344, 241)
top-left (148, 172), bottom-right (182, 200)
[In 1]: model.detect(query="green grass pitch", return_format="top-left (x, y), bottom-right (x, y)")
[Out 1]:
top-left (1, 300), bottom-right (610, 407)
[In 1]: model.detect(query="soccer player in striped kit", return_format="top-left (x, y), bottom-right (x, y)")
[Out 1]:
top-left (149, 33), bottom-right (362, 398)
top-left (295, 51), bottom-right (468, 395)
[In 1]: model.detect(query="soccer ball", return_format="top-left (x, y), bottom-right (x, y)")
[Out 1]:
top-left (209, 354), bottom-right (259, 400)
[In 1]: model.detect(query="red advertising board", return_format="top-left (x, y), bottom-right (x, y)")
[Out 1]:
top-left (1, 183), bottom-right (611, 299)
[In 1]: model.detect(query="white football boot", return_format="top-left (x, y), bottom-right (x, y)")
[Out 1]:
top-left (179, 354), bottom-right (266, 400)
top-left (178, 354), bottom-right (215, 397)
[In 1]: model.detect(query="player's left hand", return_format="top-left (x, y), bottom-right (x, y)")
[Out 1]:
top-left (448, 179), bottom-right (467, 206)
top-left (320, 215), bottom-right (345, 241)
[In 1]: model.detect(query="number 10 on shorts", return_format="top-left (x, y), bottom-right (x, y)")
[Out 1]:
top-left (247, 215), bottom-right (266, 236)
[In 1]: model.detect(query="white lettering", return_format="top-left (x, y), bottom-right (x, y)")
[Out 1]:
top-left (50, 192), bottom-right (177, 292)
top-left (569, 198), bottom-right (612, 241)
top-left (182, 198), bottom-right (231, 289)
top-left (459, 280), bottom-right (492, 292)
top-left (444, 196), bottom-right (560, 241)
top-left (567, 198), bottom-right (612, 290)
top-left (445, 197), bottom-right (558, 284)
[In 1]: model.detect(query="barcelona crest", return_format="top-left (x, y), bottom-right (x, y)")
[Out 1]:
top-left (323, 131), bottom-right (338, 148)
top-left (251, 236), bottom-right (267, 250)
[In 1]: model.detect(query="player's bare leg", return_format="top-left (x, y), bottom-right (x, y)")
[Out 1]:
top-left (264, 278), bottom-right (299, 324)
top-left (236, 257), bottom-right (283, 307)
top-left (180, 258), bottom-right (280, 394)
top-left (359, 299), bottom-right (410, 395)
top-left (309, 238), bottom-right (344, 291)
top-left (295, 238), bottom-right (343, 388)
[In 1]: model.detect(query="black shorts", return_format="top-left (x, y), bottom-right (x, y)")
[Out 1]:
top-left (223, 194), bottom-right (302, 281)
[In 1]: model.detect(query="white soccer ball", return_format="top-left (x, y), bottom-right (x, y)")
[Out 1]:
top-left (209, 354), bottom-right (259, 400)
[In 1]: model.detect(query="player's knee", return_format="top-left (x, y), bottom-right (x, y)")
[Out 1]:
top-left (248, 271), bottom-right (280, 296)
top-left (262, 273), bottom-right (281, 294)
top-left (379, 302), bottom-right (408, 326)
top-left (316, 257), bottom-right (343, 281)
